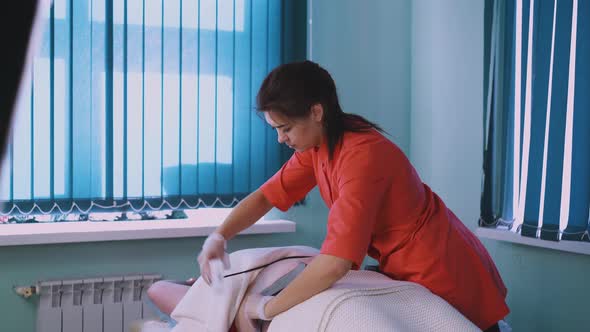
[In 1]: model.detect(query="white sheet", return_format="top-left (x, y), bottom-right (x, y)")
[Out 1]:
top-left (268, 270), bottom-right (480, 332)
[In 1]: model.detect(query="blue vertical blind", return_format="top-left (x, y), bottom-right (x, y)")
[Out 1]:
top-left (481, 0), bottom-right (589, 242)
top-left (0, 0), bottom-right (304, 218)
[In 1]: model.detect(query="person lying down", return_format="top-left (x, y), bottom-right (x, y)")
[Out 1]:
top-left (143, 246), bottom-right (480, 332)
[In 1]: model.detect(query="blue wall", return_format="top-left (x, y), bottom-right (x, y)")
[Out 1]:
top-left (309, 0), bottom-right (412, 155)
top-left (410, 0), bottom-right (483, 229)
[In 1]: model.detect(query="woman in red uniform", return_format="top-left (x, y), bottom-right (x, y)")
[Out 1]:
top-left (153, 60), bottom-right (509, 331)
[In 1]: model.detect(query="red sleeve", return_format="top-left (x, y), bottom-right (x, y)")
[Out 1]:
top-left (320, 146), bottom-right (390, 268)
top-left (260, 150), bottom-right (316, 212)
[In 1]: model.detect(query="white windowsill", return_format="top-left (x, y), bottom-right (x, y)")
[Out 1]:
top-left (476, 227), bottom-right (590, 256)
top-left (0, 209), bottom-right (295, 246)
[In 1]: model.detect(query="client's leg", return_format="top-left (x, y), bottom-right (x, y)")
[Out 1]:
top-left (147, 280), bottom-right (191, 315)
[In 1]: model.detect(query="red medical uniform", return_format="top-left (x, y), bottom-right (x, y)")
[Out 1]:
top-left (260, 129), bottom-right (509, 330)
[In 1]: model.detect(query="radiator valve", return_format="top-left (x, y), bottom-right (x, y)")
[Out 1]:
top-left (14, 285), bottom-right (37, 298)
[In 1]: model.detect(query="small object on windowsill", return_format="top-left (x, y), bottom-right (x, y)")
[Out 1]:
top-left (140, 212), bottom-right (156, 220)
top-left (20, 216), bottom-right (38, 224)
top-left (166, 210), bottom-right (187, 219)
top-left (115, 212), bottom-right (129, 221)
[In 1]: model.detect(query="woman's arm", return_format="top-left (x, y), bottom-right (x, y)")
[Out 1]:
top-left (216, 189), bottom-right (274, 240)
top-left (264, 254), bottom-right (352, 318)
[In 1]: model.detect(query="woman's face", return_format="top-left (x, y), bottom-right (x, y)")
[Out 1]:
top-left (264, 105), bottom-right (324, 152)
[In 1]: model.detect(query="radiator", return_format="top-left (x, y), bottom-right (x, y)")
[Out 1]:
top-left (36, 274), bottom-right (162, 332)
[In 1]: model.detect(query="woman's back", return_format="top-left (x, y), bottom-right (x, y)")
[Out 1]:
top-left (310, 129), bottom-right (510, 329)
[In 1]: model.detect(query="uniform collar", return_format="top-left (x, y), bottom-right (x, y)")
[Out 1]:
top-left (314, 133), bottom-right (345, 163)
top-left (314, 133), bottom-right (329, 157)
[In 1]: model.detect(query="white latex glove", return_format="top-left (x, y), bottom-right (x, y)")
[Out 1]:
top-left (244, 294), bottom-right (274, 321)
top-left (197, 233), bottom-right (230, 285)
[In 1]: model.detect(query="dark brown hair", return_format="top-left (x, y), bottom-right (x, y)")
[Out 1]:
top-left (256, 60), bottom-right (384, 160)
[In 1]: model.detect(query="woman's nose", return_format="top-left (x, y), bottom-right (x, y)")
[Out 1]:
top-left (277, 132), bottom-right (287, 144)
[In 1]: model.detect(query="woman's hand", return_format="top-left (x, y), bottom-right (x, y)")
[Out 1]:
top-left (243, 293), bottom-right (275, 321)
top-left (197, 233), bottom-right (230, 285)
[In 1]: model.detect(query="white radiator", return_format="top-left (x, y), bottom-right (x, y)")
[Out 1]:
top-left (36, 274), bottom-right (162, 332)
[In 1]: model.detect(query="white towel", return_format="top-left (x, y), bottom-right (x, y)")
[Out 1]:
top-left (170, 246), bottom-right (319, 332)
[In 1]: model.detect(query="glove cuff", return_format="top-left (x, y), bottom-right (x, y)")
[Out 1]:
top-left (257, 296), bottom-right (274, 321)
top-left (205, 232), bottom-right (227, 249)
top-left (209, 232), bottom-right (226, 242)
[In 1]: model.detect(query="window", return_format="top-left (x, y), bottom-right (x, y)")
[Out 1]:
top-left (481, 0), bottom-right (589, 244)
top-left (0, 0), bottom-right (305, 223)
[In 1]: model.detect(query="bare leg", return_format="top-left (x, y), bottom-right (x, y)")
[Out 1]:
top-left (147, 280), bottom-right (191, 316)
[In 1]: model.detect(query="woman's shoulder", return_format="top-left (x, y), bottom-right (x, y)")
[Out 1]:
top-left (339, 130), bottom-right (412, 167)
top-left (341, 129), bottom-right (400, 153)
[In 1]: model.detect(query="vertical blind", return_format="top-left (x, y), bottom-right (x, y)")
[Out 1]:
top-left (0, 0), bottom-right (305, 218)
top-left (481, 0), bottom-right (589, 242)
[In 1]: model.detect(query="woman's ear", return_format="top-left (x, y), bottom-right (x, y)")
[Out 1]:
top-left (311, 104), bottom-right (324, 122)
